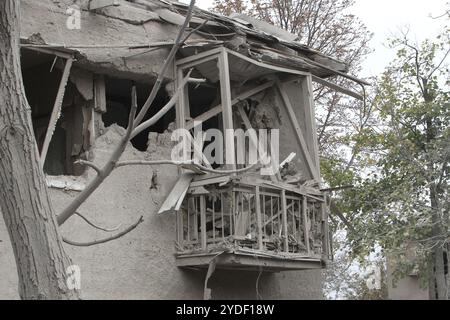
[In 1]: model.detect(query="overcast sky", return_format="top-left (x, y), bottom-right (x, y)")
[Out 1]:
top-left (183, 0), bottom-right (449, 78)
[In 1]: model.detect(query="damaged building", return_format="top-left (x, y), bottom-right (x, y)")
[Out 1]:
top-left (0, 0), bottom-right (366, 299)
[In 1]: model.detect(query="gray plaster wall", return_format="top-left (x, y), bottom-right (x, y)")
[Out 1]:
top-left (2, 0), bottom-right (324, 300)
top-left (20, 0), bottom-right (190, 82)
top-left (0, 125), bottom-right (323, 300)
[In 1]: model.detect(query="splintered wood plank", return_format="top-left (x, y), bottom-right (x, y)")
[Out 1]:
top-left (218, 48), bottom-right (236, 170)
top-left (176, 47), bottom-right (223, 67)
top-left (302, 195), bottom-right (311, 255)
top-left (177, 67), bottom-right (190, 125)
top-left (236, 105), bottom-right (279, 183)
top-left (255, 186), bottom-right (264, 250)
top-left (226, 48), bottom-right (309, 77)
top-left (40, 57), bottom-right (73, 168)
top-left (158, 172), bottom-right (195, 214)
top-left (94, 74), bottom-right (107, 113)
top-left (200, 195), bottom-right (207, 250)
top-left (177, 210), bottom-right (184, 245)
top-left (281, 190), bottom-right (289, 253)
top-left (176, 66), bottom-right (187, 130)
top-left (322, 202), bottom-right (331, 260)
top-left (275, 81), bottom-right (320, 181)
top-left (190, 175), bottom-right (230, 188)
top-left (175, 66), bottom-right (212, 168)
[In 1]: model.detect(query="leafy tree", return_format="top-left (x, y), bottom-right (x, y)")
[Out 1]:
top-left (342, 27), bottom-right (450, 299)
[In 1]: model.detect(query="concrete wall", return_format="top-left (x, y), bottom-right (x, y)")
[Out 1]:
top-left (20, 0), bottom-right (187, 82)
top-left (387, 275), bottom-right (428, 300)
top-left (386, 255), bottom-right (429, 300)
top-left (0, 0), bottom-right (324, 301)
top-left (0, 125), bottom-right (323, 300)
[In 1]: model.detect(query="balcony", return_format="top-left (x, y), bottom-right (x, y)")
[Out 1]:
top-left (175, 176), bottom-right (331, 272)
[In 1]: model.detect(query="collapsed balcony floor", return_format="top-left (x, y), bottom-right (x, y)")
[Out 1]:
top-left (171, 174), bottom-right (330, 272)
top-left (176, 250), bottom-right (324, 272)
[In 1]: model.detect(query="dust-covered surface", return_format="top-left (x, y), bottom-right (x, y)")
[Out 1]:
top-left (0, 125), bottom-right (323, 300)
top-left (20, 0), bottom-right (180, 82)
top-left (0, 0), bottom-right (331, 300)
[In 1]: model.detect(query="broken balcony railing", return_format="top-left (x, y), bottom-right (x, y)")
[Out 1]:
top-left (175, 180), bottom-right (330, 270)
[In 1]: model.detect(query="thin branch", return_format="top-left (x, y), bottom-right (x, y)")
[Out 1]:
top-left (430, 10), bottom-right (450, 19)
top-left (133, 0), bottom-right (197, 127)
top-left (74, 212), bottom-right (121, 232)
top-left (181, 19), bottom-right (209, 43)
top-left (321, 185), bottom-right (354, 192)
top-left (131, 69), bottom-right (193, 138)
top-left (428, 46), bottom-right (450, 78)
top-left (63, 216), bottom-right (144, 247)
top-left (75, 159), bottom-right (102, 176)
top-left (404, 41), bottom-right (425, 95)
top-left (329, 198), bottom-right (356, 233)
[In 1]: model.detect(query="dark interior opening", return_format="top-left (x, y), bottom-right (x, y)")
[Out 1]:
top-left (20, 48), bottom-right (85, 176)
top-left (103, 77), bottom-right (173, 151)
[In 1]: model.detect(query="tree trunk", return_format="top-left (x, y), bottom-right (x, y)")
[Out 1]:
top-left (423, 80), bottom-right (447, 300)
top-left (0, 0), bottom-right (78, 299)
top-left (430, 186), bottom-right (447, 300)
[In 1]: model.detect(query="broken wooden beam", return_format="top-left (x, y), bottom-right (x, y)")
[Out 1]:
top-left (300, 75), bottom-right (321, 178)
top-left (200, 195), bottom-right (207, 250)
top-left (158, 173), bottom-right (195, 214)
top-left (302, 195), bottom-right (311, 255)
top-left (190, 175), bottom-right (230, 188)
top-left (175, 66), bottom-right (212, 169)
top-left (176, 47), bottom-right (223, 67)
top-left (312, 75), bottom-right (364, 101)
top-left (255, 186), bottom-right (264, 250)
top-left (281, 190), bottom-right (289, 253)
top-left (94, 74), bottom-right (107, 113)
top-left (40, 56), bottom-right (73, 169)
top-left (236, 105), bottom-right (280, 183)
top-left (218, 48), bottom-right (236, 170)
top-left (22, 46), bottom-right (74, 60)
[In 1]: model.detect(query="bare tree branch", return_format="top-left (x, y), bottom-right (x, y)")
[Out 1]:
top-left (74, 212), bottom-right (121, 232)
top-left (133, 0), bottom-right (197, 127)
top-left (63, 216), bottom-right (144, 247)
top-left (428, 46), bottom-right (450, 78)
top-left (131, 68), bottom-right (193, 138)
top-left (75, 160), bottom-right (102, 176)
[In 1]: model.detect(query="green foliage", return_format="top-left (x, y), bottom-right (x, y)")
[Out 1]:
top-left (340, 29), bottom-right (449, 282)
top-left (343, 262), bottom-right (389, 300)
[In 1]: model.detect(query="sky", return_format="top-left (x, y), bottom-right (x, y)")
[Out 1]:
top-left (181, 0), bottom-right (449, 78)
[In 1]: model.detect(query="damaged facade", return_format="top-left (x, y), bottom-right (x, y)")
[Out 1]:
top-left (0, 0), bottom-right (366, 299)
